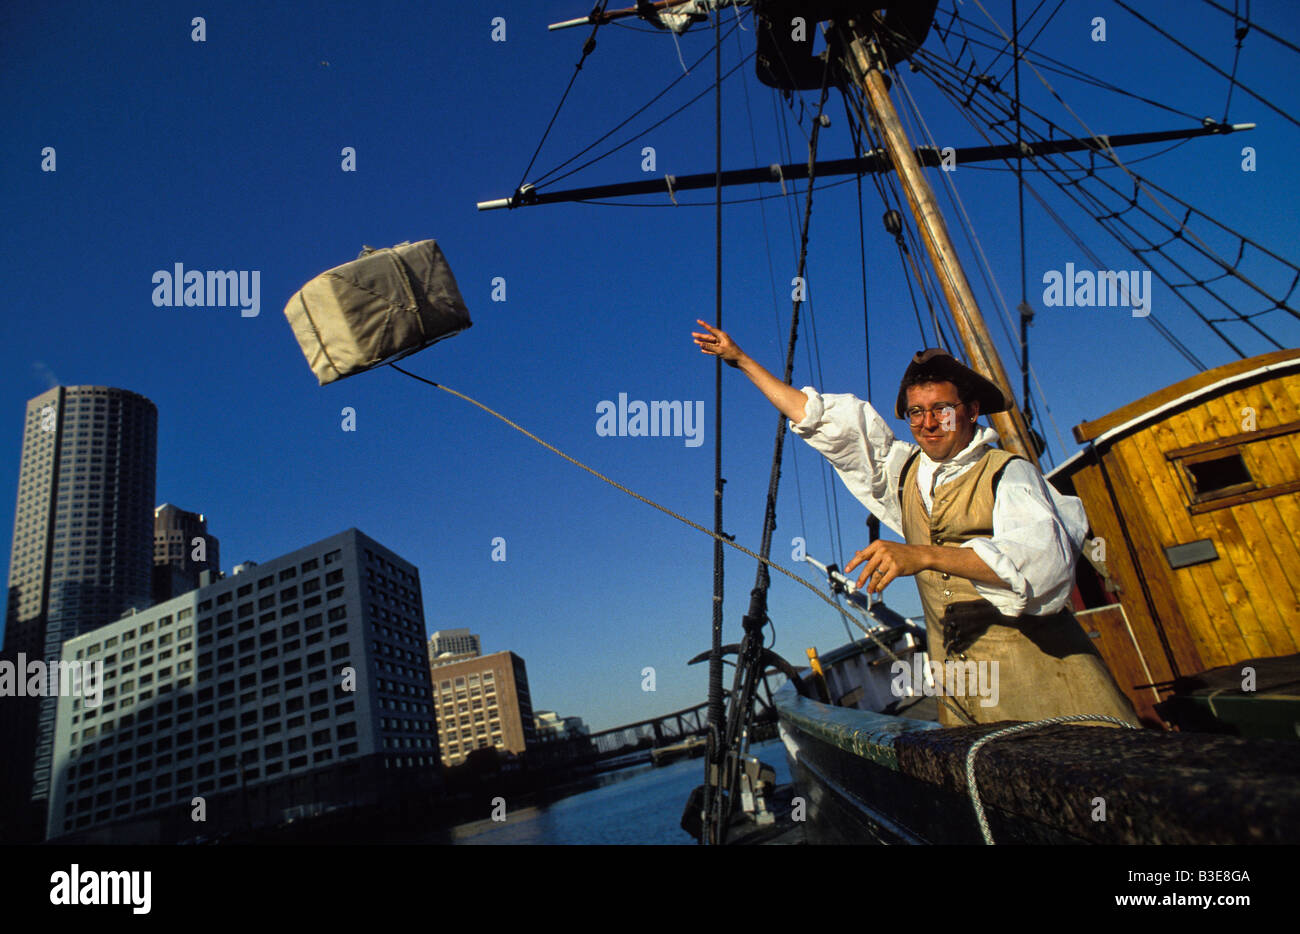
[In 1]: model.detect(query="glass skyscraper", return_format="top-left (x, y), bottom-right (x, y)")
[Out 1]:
top-left (1, 386), bottom-right (157, 840)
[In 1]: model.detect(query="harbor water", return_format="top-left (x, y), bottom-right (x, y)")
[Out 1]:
top-left (448, 738), bottom-right (792, 845)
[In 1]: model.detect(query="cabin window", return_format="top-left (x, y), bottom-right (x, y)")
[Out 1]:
top-left (1175, 448), bottom-right (1256, 508)
top-left (1166, 419), bottom-right (1300, 513)
top-left (1185, 452), bottom-right (1252, 497)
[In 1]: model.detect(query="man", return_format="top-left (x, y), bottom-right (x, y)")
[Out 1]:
top-left (692, 319), bottom-right (1139, 727)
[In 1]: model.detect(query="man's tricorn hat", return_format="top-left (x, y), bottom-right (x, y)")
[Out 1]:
top-left (894, 348), bottom-right (1009, 418)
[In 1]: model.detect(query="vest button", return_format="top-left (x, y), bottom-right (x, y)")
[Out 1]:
top-left (934, 538), bottom-right (944, 545)
top-left (943, 589), bottom-right (952, 597)
top-left (941, 573), bottom-right (950, 580)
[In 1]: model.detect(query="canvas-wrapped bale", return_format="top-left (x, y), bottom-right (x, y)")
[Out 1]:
top-left (284, 239), bottom-right (472, 385)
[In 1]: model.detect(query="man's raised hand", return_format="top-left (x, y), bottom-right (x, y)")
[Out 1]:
top-left (692, 319), bottom-right (744, 367)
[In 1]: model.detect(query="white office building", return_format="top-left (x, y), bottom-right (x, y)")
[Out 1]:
top-left (46, 528), bottom-right (438, 842)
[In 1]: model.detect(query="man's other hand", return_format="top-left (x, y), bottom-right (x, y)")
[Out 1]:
top-left (845, 540), bottom-right (929, 594)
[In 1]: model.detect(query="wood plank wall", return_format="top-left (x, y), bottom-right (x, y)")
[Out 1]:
top-left (1073, 371), bottom-right (1299, 708)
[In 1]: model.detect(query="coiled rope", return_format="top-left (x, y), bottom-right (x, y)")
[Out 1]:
top-left (965, 713), bottom-right (1140, 844)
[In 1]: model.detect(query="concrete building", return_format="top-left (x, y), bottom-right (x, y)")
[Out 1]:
top-left (429, 651), bottom-right (534, 766)
top-left (45, 528), bottom-right (438, 842)
top-left (427, 628), bottom-right (480, 667)
top-left (152, 504), bottom-right (220, 604)
top-left (2, 386), bottom-right (157, 840)
top-left (535, 711), bottom-right (590, 742)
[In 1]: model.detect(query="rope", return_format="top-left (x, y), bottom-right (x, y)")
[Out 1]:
top-left (965, 713), bottom-right (1139, 844)
top-left (1202, 0), bottom-right (1300, 57)
top-left (706, 2), bottom-right (725, 845)
top-left (940, 7), bottom-right (1203, 124)
top-left (1110, 0), bottom-right (1300, 131)
top-left (903, 33), bottom-right (1297, 359)
top-left (1220, 0), bottom-right (1249, 122)
top-left (837, 79), bottom-right (940, 347)
top-left (715, 64), bottom-right (835, 845)
top-left (538, 44), bottom-right (754, 190)
top-left (386, 363), bottom-right (976, 726)
top-left (514, 3), bottom-right (608, 193)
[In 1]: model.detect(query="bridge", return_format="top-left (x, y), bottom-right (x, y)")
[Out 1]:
top-left (583, 675), bottom-right (787, 766)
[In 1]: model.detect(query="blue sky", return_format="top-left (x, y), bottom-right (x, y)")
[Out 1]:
top-left (3, 1), bottom-right (1298, 731)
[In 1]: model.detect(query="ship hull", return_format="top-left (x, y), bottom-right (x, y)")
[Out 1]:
top-left (773, 638), bottom-right (1300, 845)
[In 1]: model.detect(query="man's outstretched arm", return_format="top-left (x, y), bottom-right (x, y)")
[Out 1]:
top-left (692, 319), bottom-right (807, 423)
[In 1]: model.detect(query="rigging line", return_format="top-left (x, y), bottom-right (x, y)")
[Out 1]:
top-left (911, 44), bottom-right (1297, 345)
top-left (772, 93), bottom-right (844, 580)
top-left (797, 28), bottom-right (849, 573)
top-left (532, 17), bottom-right (742, 188)
top-left (901, 57), bottom-right (1078, 453)
top-left (515, 1), bottom-right (610, 193)
top-left (1202, 0), bottom-right (1300, 56)
top-left (835, 40), bottom-right (974, 356)
top-left (994, 0), bottom-right (1066, 87)
top-left (845, 93), bottom-right (874, 403)
top-left (1018, 170), bottom-right (1209, 371)
top-left (731, 77), bottom-right (837, 786)
top-left (912, 51), bottom-right (1210, 371)
top-left (838, 80), bottom-right (938, 346)
top-left (803, 288), bottom-right (853, 572)
top-left (893, 66), bottom-right (1022, 369)
top-left (1107, 0), bottom-right (1300, 131)
top-left (956, 0), bottom-right (1300, 300)
top-left (942, 13), bottom-right (1204, 124)
top-left (568, 175), bottom-right (861, 206)
top-left (706, 0), bottom-right (725, 846)
top-left (608, 20), bottom-right (676, 34)
top-left (896, 68), bottom-right (1025, 371)
top-left (955, 138), bottom-right (1197, 170)
top-left (730, 3), bottom-right (809, 561)
top-left (533, 12), bottom-right (748, 188)
top-left (975, 0), bottom-right (1056, 81)
top-left (894, 66), bottom-right (1059, 458)
top-left (539, 50), bottom-right (757, 190)
top-left (845, 92), bottom-right (880, 574)
top-left (1221, 0), bottom-right (1250, 126)
top-left (925, 70), bottom-right (1248, 366)
top-left (752, 45), bottom-right (833, 600)
top-left (751, 10), bottom-right (823, 145)
top-left (384, 366), bottom-right (906, 698)
top-left (1012, 0), bottom-right (1034, 436)
top-left (731, 9), bottom-right (819, 579)
top-left (1023, 155), bottom-right (1276, 355)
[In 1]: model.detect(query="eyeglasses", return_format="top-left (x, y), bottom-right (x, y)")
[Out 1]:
top-left (904, 401), bottom-right (965, 426)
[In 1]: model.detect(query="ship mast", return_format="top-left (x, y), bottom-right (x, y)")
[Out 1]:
top-left (838, 17), bottom-right (1039, 463)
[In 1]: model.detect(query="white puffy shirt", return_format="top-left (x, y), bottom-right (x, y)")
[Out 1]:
top-left (789, 387), bottom-right (1089, 617)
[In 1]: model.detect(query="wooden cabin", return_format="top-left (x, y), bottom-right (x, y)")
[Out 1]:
top-left (1048, 348), bottom-right (1300, 729)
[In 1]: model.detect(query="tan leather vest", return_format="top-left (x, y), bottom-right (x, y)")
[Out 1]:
top-left (897, 446), bottom-right (1142, 728)
top-left (899, 445), bottom-right (1021, 628)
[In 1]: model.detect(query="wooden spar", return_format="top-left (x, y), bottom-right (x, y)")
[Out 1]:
top-left (476, 123), bottom-right (1252, 210)
top-left (841, 21), bottom-right (1040, 464)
